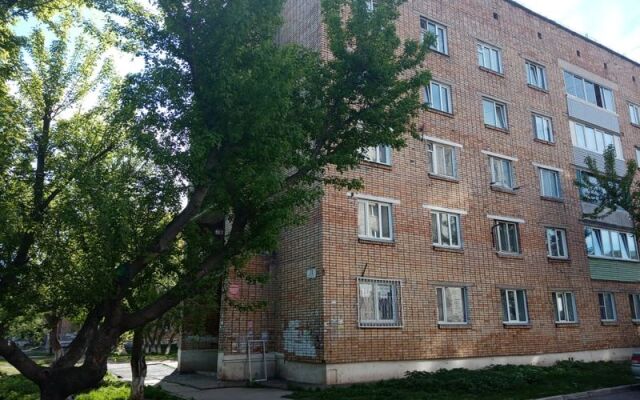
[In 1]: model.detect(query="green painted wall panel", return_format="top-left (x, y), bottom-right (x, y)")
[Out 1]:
top-left (589, 258), bottom-right (640, 282)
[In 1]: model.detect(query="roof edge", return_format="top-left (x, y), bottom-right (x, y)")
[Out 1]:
top-left (505, 0), bottom-right (640, 69)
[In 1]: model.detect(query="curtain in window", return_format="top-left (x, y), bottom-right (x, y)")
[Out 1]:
top-left (358, 282), bottom-right (375, 321)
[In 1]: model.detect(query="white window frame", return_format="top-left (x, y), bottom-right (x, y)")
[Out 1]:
top-left (563, 71), bottom-right (616, 112)
top-left (526, 61), bottom-right (547, 90)
top-left (546, 228), bottom-right (569, 259)
top-left (552, 292), bottom-right (578, 323)
top-left (431, 211), bottom-right (462, 249)
top-left (598, 292), bottom-right (617, 322)
top-left (584, 227), bottom-right (639, 261)
top-left (426, 141), bottom-right (457, 179)
top-left (483, 98), bottom-right (508, 130)
top-left (630, 293), bottom-right (640, 322)
top-left (425, 81), bottom-right (452, 114)
top-left (365, 0), bottom-right (376, 12)
top-left (436, 286), bottom-right (469, 325)
top-left (630, 103), bottom-right (640, 125)
top-left (636, 148), bottom-right (640, 166)
top-left (489, 156), bottom-right (515, 189)
top-left (358, 199), bottom-right (393, 241)
top-left (420, 17), bottom-right (448, 55)
top-left (501, 289), bottom-right (529, 324)
top-left (477, 42), bottom-right (503, 73)
top-left (493, 220), bottom-right (520, 255)
top-left (363, 145), bottom-right (392, 166)
top-left (539, 167), bottom-right (562, 199)
top-left (357, 277), bottom-right (402, 328)
top-left (570, 120), bottom-right (624, 160)
top-left (533, 114), bottom-right (554, 143)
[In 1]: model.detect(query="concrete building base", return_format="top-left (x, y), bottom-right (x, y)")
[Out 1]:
top-left (271, 347), bottom-right (638, 385)
top-left (178, 349), bottom-right (219, 373)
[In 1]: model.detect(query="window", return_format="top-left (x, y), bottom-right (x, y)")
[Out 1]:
top-left (570, 121), bottom-right (623, 159)
top-left (553, 292), bottom-right (577, 323)
top-left (364, 145), bottom-right (392, 165)
top-left (431, 212), bottom-right (461, 248)
top-left (489, 156), bottom-right (515, 189)
top-left (533, 114), bottom-right (554, 143)
top-left (636, 148), bottom-right (640, 165)
top-left (546, 228), bottom-right (568, 259)
top-left (426, 141), bottom-right (457, 178)
top-left (493, 220), bottom-right (520, 254)
top-left (629, 294), bottom-right (640, 321)
top-left (630, 103), bottom-right (640, 125)
top-left (526, 61), bottom-right (547, 90)
top-left (539, 168), bottom-right (562, 199)
top-left (564, 71), bottom-right (615, 112)
top-left (483, 98), bottom-right (508, 130)
top-left (365, 0), bottom-right (376, 12)
top-left (358, 200), bottom-right (393, 241)
top-left (584, 227), bottom-right (639, 261)
top-left (358, 277), bottom-right (402, 327)
top-left (425, 81), bottom-right (452, 113)
top-left (598, 292), bottom-right (617, 321)
top-left (420, 18), bottom-right (448, 55)
top-left (577, 170), bottom-right (607, 203)
top-left (477, 42), bottom-right (503, 73)
top-left (501, 289), bottom-right (529, 324)
top-left (437, 287), bottom-right (469, 324)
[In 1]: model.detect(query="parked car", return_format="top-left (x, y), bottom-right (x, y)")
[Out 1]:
top-left (632, 352), bottom-right (640, 379)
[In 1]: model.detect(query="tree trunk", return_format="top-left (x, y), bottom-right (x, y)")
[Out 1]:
top-left (165, 332), bottom-right (176, 355)
top-left (130, 328), bottom-right (146, 400)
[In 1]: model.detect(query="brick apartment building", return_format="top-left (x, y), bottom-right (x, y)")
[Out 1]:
top-left (178, 0), bottom-right (640, 384)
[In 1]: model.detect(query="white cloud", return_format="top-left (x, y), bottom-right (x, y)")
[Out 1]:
top-left (514, 0), bottom-right (640, 63)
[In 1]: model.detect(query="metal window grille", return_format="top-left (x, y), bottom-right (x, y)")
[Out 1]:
top-left (357, 277), bottom-right (403, 328)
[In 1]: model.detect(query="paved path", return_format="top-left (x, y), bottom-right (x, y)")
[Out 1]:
top-left (588, 386), bottom-right (640, 400)
top-left (108, 362), bottom-right (292, 399)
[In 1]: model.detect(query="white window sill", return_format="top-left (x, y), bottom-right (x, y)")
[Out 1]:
top-left (432, 244), bottom-right (464, 253)
top-left (358, 236), bottom-right (395, 245)
top-left (358, 323), bottom-right (403, 329)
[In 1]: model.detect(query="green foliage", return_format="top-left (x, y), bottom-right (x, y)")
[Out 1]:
top-left (290, 361), bottom-right (635, 400)
top-left (0, 372), bottom-right (180, 399)
top-left (0, 372), bottom-right (39, 400)
top-left (576, 145), bottom-right (640, 235)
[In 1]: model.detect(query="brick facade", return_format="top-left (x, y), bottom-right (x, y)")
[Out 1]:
top-left (211, 0), bottom-right (640, 384)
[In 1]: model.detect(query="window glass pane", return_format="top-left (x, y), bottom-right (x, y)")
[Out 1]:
top-left (555, 293), bottom-right (565, 321)
top-left (444, 146), bottom-right (455, 176)
top-left (483, 100), bottom-right (495, 126)
top-left (507, 290), bottom-right (517, 321)
top-left (441, 86), bottom-right (450, 113)
top-left (450, 215), bottom-right (460, 247)
top-left (431, 83), bottom-right (441, 109)
top-left (436, 145), bottom-right (446, 175)
top-left (628, 234), bottom-right (638, 259)
top-left (598, 293), bottom-right (606, 319)
top-left (605, 294), bottom-right (615, 320)
top-left (358, 202), bottom-right (367, 236)
top-left (508, 223), bottom-right (518, 253)
top-left (377, 283), bottom-right (394, 321)
top-left (440, 213), bottom-right (450, 246)
top-left (368, 203), bottom-right (380, 237)
top-left (380, 205), bottom-right (391, 238)
top-left (602, 88), bottom-right (615, 111)
top-left (564, 71), bottom-right (575, 96)
top-left (501, 290), bottom-right (508, 321)
top-left (566, 293), bottom-right (576, 321)
top-left (496, 105), bottom-right (506, 129)
top-left (516, 291), bottom-right (527, 322)
top-left (595, 131), bottom-right (605, 152)
top-left (557, 230), bottom-right (566, 257)
top-left (477, 45), bottom-right (484, 66)
top-left (483, 47), bottom-right (491, 68)
top-left (437, 287), bottom-right (444, 321)
top-left (585, 81), bottom-right (597, 104)
top-left (491, 48), bottom-right (500, 72)
top-left (498, 223), bottom-right (508, 252)
top-left (431, 213), bottom-right (439, 244)
top-left (585, 127), bottom-right (596, 151)
top-left (359, 282), bottom-right (375, 321)
top-left (601, 230), bottom-right (612, 257)
top-left (445, 287), bottom-right (465, 323)
top-left (575, 123), bottom-right (586, 148)
top-left (574, 76), bottom-right (585, 99)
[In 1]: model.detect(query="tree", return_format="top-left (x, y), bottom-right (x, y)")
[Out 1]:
top-left (0, 1), bottom-right (432, 398)
top-left (575, 145), bottom-right (640, 234)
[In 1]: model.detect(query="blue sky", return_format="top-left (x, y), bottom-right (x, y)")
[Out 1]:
top-left (515, 0), bottom-right (640, 63)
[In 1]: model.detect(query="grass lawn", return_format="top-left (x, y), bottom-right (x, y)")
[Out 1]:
top-left (0, 372), bottom-right (179, 400)
top-left (289, 361), bottom-right (636, 400)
